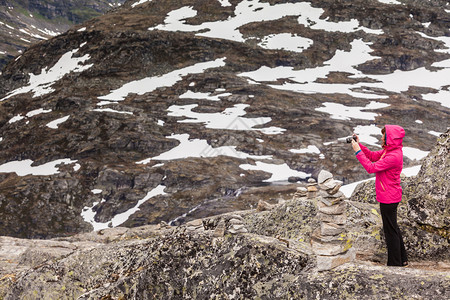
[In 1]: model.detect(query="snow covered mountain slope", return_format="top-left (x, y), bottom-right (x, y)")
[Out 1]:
top-left (0, 0), bottom-right (125, 71)
top-left (0, 0), bottom-right (448, 238)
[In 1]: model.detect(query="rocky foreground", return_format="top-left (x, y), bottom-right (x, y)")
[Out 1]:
top-left (0, 130), bottom-right (448, 299)
top-left (0, 0), bottom-right (449, 239)
top-left (1, 221), bottom-right (448, 299)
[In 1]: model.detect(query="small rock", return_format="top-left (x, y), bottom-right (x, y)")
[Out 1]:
top-left (321, 222), bottom-right (345, 236)
top-left (296, 186), bottom-right (308, 193)
top-left (324, 190), bottom-right (344, 199)
top-left (228, 218), bottom-right (243, 226)
top-left (320, 196), bottom-right (344, 207)
top-left (311, 239), bottom-right (348, 256)
top-left (307, 185), bottom-right (318, 192)
top-left (227, 224), bottom-right (248, 234)
top-left (316, 249), bottom-right (356, 271)
top-left (288, 176), bottom-right (302, 183)
top-left (256, 200), bottom-right (275, 211)
top-left (186, 226), bottom-right (201, 232)
top-left (327, 182), bottom-right (342, 195)
top-left (312, 228), bottom-right (347, 243)
top-left (318, 178), bottom-right (338, 190)
top-left (317, 170), bottom-right (333, 184)
top-left (186, 219), bottom-right (203, 227)
top-left (228, 214), bottom-right (244, 221)
top-left (293, 187), bottom-right (308, 199)
top-left (308, 178), bottom-right (317, 184)
top-left (317, 200), bottom-right (346, 215)
top-left (317, 212), bottom-right (347, 225)
top-left (229, 224), bottom-right (246, 231)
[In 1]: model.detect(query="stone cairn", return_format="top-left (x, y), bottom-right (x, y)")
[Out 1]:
top-left (184, 214), bottom-right (248, 237)
top-left (308, 170), bottom-right (355, 271)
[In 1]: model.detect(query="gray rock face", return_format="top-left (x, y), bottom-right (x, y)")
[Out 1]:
top-left (350, 179), bottom-right (378, 204)
top-left (407, 130), bottom-right (449, 229)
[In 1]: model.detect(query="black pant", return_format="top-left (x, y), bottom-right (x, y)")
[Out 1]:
top-left (379, 202), bottom-right (408, 266)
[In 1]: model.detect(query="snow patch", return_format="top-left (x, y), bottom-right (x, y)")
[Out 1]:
top-left (132, 0), bottom-right (153, 8)
top-left (137, 133), bottom-right (272, 164)
top-left (0, 158), bottom-right (77, 176)
top-left (167, 103), bottom-right (285, 135)
top-left (92, 108), bottom-right (133, 115)
top-left (403, 147), bottom-right (429, 161)
top-left (428, 130), bottom-right (442, 137)
top-left (240, 33), bottom-right (450, 107)
top-left (46, 115), bottom-right (70, 129)
top-left (99, 58), bottom-right (226, 101)
top-left (290, 145), bottom-right (321, 154)
top-left (151, 1), bottom-right (380, 43)
top-left (179, 90), bottom-right (232, 101)
top-left (1, 48), bottom-right (93, 101)
top-left (8, 115), bottom-right (25, 124)
top-left (297, 7), bottom-right (382, 34)
top-left (377, 0), bottom-right (402, 5)
top-left (239, 161), bottom-right (310, 182)
top-left (26, 108), bottom-right (52, 117)
top-left (258, 33), bottom-right (313, 53)
top-left (315, 101), bottom-right (389, 121)
top-left (240, 39), bottom-right (387, 99)
top-left (81, 185), bottom-right (166, 231)
top-left (217, 0), bottom-right (232, 7)
top-left (37, 28), bottom-right (59, 36)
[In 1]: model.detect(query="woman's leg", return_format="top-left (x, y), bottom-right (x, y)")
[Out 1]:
top-left (379, 202), bottom-right (407, 266)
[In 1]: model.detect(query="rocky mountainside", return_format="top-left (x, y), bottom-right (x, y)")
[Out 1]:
top-left (0, 129), bottom-right (448, 299)
top-left (0, 0), bottom-right (126, 70)
top-left (0, 0), bottom-right (449, 239)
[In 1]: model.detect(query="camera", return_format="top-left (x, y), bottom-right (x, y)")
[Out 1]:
top-left (346, 136), bottom-right (357, 143)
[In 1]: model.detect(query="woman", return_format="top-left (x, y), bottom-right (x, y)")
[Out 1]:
top-left (351, 125), bottom-right (408, 267)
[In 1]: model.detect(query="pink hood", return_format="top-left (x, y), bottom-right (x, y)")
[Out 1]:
top-left (384, 124), bottom-right (405, 150)
top-left (356, 125), bottom-right (405, 204)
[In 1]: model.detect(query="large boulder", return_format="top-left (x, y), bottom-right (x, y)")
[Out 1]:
top-left (407, 130), bottom-right (449, 229)
top-left (244, 197), bottom-right (319, 243)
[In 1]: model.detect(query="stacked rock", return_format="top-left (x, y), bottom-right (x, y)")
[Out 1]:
top-left (311, 170), bottom-right (355, 271)
top-left (185, 219), bottom-right (204, 233)
top-left (307, 178), bottom-right (318, 199)
top-left (203, 214), bottom-right (248, 237)
top-left (292, 186), bottom-right (308, 200)
top-left (227, 215), bottom-right (248, 235)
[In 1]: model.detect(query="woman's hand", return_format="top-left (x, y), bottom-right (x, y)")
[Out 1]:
top-left (351, 139), bottom-right (361, 153)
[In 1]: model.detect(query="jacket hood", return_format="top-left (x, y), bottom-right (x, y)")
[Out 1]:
top-left (385, 125), bottom-right (405, 149)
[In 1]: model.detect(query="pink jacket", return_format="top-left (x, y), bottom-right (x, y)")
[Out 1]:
top-left (356, 125), bottom-right (405, 204)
